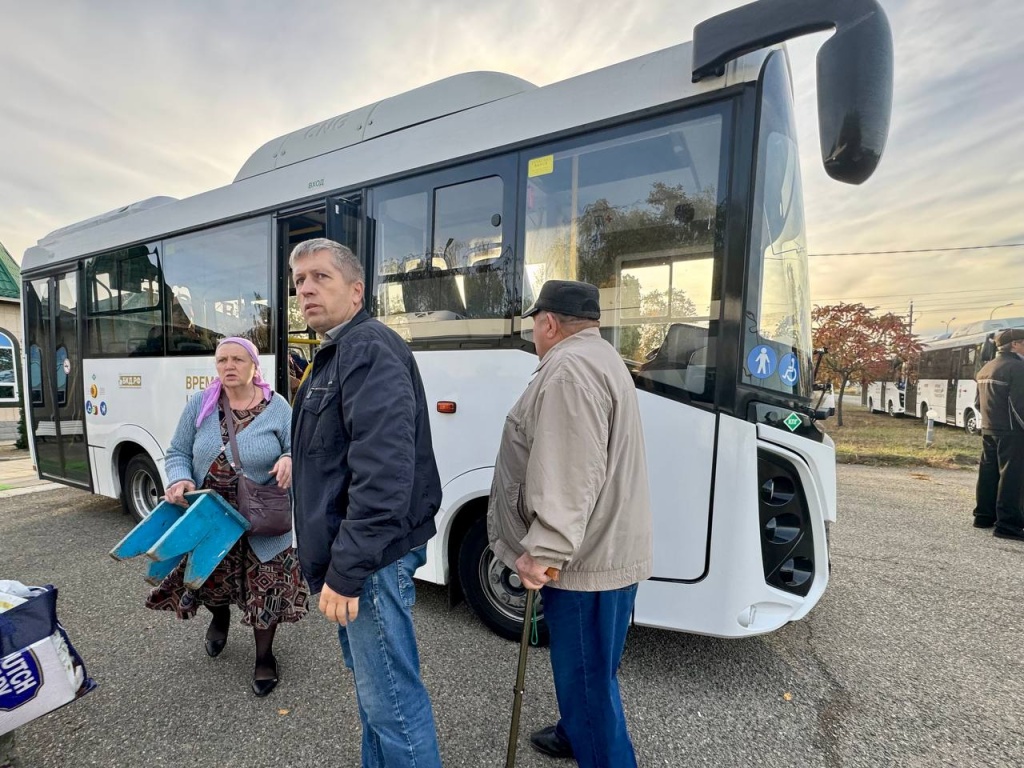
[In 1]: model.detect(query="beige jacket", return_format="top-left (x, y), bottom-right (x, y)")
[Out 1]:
top-left (488, 328), bottom-right (653, 591)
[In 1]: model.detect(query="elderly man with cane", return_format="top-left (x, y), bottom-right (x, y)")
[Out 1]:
top-left (489, 280), bottom-right (653, 767)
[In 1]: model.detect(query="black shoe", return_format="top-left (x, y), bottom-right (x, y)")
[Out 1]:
top-left (973, 517), bottom-right (995, 529)
top-left (252, 655), bottom-right (278, 697)
top-left (993, 528), bottom-right (1024, 542)
top-left (529, 725), bottom-right (574, 759)
top-left (205, 622), bottom-right (228, 658)
top-left (205, 636), bottom-right (226, 657)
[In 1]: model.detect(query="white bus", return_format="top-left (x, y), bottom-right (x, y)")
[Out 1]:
top-left (21, 0), bottom-right (893, 640)
top-left (866, 372), bottom-right (906, 417)
top-left (905, 320), bottom-right (1024, 435)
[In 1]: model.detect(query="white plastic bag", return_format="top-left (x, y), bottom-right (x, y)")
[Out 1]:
top-left (0, 582), bottom-right (95, 736)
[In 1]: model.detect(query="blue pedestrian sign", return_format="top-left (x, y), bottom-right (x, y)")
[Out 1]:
top-left (778, 354), bottom-right (800, 387)
top-left (747, 345), bottom-right (777, 380)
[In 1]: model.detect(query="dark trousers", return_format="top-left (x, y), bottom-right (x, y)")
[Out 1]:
top-left (542, 584), bottom-right (639, 768)
top-left (974, 434), bottom-right (1024, 534)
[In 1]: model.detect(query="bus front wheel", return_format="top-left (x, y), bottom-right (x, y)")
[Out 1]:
top-left (868, 397), bottom-right (874, 413)
top-left (121, 453), bottom-right (164, 522)
top-left (457, 515), bottom-right (550, 645)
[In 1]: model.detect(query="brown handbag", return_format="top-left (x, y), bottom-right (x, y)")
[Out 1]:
top-left (221, 396), bottom-right (292, 537)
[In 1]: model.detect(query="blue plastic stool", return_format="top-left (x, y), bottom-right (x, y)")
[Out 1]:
top-left (110, 490), bottom-right (250, 589)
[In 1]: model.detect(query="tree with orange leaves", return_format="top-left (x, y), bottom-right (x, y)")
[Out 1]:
top-left (812, 303), bottom-right (920, 426)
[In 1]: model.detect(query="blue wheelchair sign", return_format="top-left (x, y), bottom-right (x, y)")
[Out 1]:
top-left (778, 354), bottom-right (800, 387)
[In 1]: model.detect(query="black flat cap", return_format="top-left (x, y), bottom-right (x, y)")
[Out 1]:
top-left (994, 328), bottom-right (1024, 346)
top-left (523, 280), bottom-right (601, 320)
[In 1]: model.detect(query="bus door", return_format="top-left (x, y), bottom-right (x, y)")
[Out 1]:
top-left (276, 207), bottom-right (327, 400)
top-left (945, 348), bottom-right (961, 424)
top-left (274, 198), bottom-right (363, 400)
top-left (23, 271), bottom-right (91, 488)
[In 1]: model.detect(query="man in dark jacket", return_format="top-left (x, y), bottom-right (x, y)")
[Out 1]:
top-left (973, 327), bottom-right (1024, 541)
top-left (290, 238), bottom-right (443, 767)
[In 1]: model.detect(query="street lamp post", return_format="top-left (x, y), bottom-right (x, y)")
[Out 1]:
top-left (989, 302), bottom-right (1014, 320)
top-left (943, 316), bottom-right (956, 333)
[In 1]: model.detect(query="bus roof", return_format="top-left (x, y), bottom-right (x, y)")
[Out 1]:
top-left (234, 71), bottom-right (537, 183)
top-left (24, 39), bottom-right (771, 273)
top-left (921, 322), bottom-right (1024, 352)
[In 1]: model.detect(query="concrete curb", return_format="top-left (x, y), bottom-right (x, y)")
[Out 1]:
top-left (0, 483), bottom-right (63, 500)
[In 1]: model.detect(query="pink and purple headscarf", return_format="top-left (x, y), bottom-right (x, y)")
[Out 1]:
top-left (195, 337), bottom-right (273, 427)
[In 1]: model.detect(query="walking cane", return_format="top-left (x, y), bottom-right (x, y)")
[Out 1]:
top-left (505, 568), bottom-right (558, 768)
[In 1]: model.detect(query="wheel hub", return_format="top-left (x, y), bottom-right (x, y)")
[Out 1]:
top-left (130, 470), bottom-right (158, 518)
top-left (479, 549), bottom-right (538, 621)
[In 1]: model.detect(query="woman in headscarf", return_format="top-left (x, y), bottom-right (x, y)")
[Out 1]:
top-left (146, 337), bottom-right (307, 697)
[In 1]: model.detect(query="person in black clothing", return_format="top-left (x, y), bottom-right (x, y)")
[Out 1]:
top-left (973, 327), bottom-right (1024, 540)
top-left (288, 238), bottom-right (443, 767)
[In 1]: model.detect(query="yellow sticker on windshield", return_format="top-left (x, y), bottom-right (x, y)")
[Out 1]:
top-left (528, 155), bottom-right (554, 177)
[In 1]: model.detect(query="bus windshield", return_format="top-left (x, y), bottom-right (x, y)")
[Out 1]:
top-left (521, 105), bottom-right (729, 403)
top-left (742, 52), bottom-right (812, 400)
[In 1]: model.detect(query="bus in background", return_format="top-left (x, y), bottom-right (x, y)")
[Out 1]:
top-left (905, 319), bottom-right (1024, 435)
top-left (20, 0), bottom-right (893, 640)
top-left (866, 362), bottom-right (906, 417)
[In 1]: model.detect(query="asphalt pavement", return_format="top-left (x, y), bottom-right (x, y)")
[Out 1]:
top-left (1, 464), bottom-right (1021, 767)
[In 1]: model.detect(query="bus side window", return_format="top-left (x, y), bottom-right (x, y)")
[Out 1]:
top-left (85, 245), bottom-right (163, 357)
top-left (373, 175), bottom-right (509, 338)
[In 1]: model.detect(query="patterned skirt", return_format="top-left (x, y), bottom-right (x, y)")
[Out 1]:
top-left (146, 405), bottom-right (309, 630)
top-left (145, 538), bottom-right (309, 630)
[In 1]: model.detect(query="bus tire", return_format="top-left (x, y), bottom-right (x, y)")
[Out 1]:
top-left (457, 515), bottom-right (550, 646)
top-left (964, 409), bottom-right (979, 435)
top-left (867, 397), bottom-right (874, 413)
top-left (919, 403), bottom-right (929, 423)
top-left (121, 453), bottom-right (164, 522)
top-left (887, 401), bottom-right (896, 417)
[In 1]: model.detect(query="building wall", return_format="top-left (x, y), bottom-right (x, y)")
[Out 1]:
top-left (0, 299), bottom-right (23, 438)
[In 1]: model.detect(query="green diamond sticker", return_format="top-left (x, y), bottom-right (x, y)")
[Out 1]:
top-left (783, 412), bottom-right (802, 432)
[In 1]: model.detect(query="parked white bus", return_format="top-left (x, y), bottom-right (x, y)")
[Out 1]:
top-left (866, 376), bottom-right (906, 417)
top-left (20, 0), bottom-right (893, 640)
top-left (905, 319), bottom-right (1024, 435)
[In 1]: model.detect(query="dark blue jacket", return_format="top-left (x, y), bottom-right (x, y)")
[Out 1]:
top-left (291, 311), bottom-right (442, 596)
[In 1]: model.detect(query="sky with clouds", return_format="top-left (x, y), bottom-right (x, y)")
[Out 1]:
top-left (1, 0), bottom-right (1021, 334)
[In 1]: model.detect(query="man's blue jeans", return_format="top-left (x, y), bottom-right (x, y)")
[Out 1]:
top-left (337, 547), bottom-right (441, 768)
top-left (542, 583), bottom-right (639, 768)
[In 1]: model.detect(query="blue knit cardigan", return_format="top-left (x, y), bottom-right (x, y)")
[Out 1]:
top-left (164, 390), bottom-right (293, 562)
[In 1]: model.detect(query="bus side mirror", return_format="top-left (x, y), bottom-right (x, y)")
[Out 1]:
top-left (692, 0), bottom-right (894, 185)
top-left (816, 5), bottom-right (893, 184)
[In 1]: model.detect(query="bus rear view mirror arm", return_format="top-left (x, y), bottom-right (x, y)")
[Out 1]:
top-left (692, 0), bottom-right (893, 185)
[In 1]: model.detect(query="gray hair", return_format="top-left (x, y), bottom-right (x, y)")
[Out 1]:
top-left (289, 238), bottom-right (364, 283)
top-left (547, 311), bottom-right (600, 335)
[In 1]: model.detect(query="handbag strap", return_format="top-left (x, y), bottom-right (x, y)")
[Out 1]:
top-left (220, 394), bottom-right (245, 475)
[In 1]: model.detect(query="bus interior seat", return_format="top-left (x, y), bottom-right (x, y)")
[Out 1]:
top-left (684, 345), bottom-right (709, 394)
top-left (637, 323), bottom-right (709, 394)
top-left (462, 257), bottom-right (507, 318)
top-left (130, 325), bottom-right (163, 356)
top-left (399, 259), bottom-right (466, 316)
top-left (651, 323), bottom-right (707, 368)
